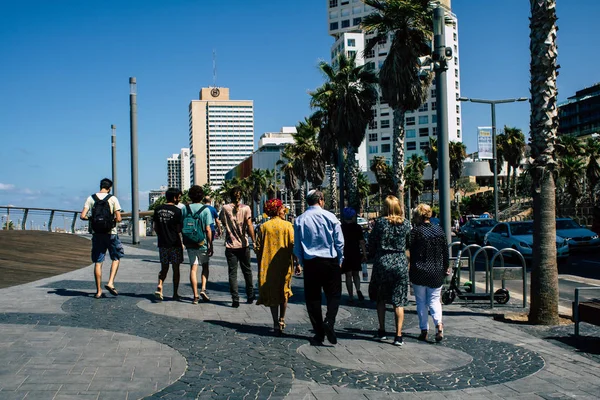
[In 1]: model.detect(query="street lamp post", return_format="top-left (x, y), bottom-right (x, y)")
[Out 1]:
top-left (129, 77), bottom-right (140, 245)
top-left (458, 97), bottom-right (527, 220)
top-left (111, 124), bottom-right (117, 198)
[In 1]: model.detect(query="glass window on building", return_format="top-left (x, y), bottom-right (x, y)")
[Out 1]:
top-left (368, 133), bottom-right (378, 142)
top-left (419, 127), bottom-right (429, 137)
top-left (456, 104), bottom-right (460, 113)
top-left (348, 50), bottom-right (356, 58)
top-left (432, 126), bottom-right (437, 135)
top-left (406, 116), bottom-right (415, 126)
top-left (457, 117), bottom-right (460, 125)
top-left (420, 141), bottom-right (429, 150)
top-left (369, 120), bottom-right (377, 129)
top-left (347, 38), bottom-right (356, 47)
top-left (381, 136), bottom-right (390, 141)
top-left (369, 145), bottom-right (379, 154)
top-left (431, 101), bottom-right (436, 110)
top-left (418, 115), bottom-right (428, 124)
top-left (455, 69), bottom-right (459, 77)
top-left (418, 103), bottom-right (429, 112)
top-left (330, 22), bottom-right (339, 30)
top-left (453, 32), bottom-right (457, 41)
top-left (381, 143), bottom-right (391, 153)
top-left (432, 115), bottom-right (437, 124)
top-left (406, 141), bottom-right (416, 151)
top-left (406, 129), bottom-right (416, 138)
top-left (431, 89), bottom-right (436, 98)
top-left (341, 8), bottom-right (350, 16)
top-left (455, 81), bottom-right (459, 89)
top-left (457, 129), bottom-right (461, 138)
top-left (341, 19), bottom-right (350, 28)
top-left (381, 119), bottom-right (390, 129)
top-left (329, 0), bottom-right (338, 7)
top-left (353, 17), bottom-right (362, 26)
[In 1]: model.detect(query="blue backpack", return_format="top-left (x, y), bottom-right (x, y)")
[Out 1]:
top-left (182, 204), bottom-right (208, 247)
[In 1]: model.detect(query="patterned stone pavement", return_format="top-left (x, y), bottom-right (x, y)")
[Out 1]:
top-left (0, 236), bottom-right (599, 399)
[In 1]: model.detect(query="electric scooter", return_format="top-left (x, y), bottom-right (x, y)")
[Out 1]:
top-left (441, 245), bottom-right (510, 305)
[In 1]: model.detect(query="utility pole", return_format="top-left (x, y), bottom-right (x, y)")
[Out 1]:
top-left (129, 77), bottom-right (139, 245)
top-left (111, 124), bottom-right (117, 198)
top-left (433, 6), bottom-right (452, 244)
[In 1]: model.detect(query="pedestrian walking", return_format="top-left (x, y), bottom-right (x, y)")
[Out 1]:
top-left (294, 189), bottom-right (344, 345)
top-left (182, 185), bottom-right (213, 304)
top-left (341, 207), bottom-right (367, 304)
top-left (197, 195), bottom-right (221, 301)
top-left (368, 195), bottom-right (410, 346)
top-left (219, 186), bottom-right (256, 308)
top-left (152, 187), bottom-right (184, 301)
top-left (410, 203), bottom-right (449, 342)
top-left (255, 198), bottom-right (301, 336)
top-left (79, 178), bottom-right (124, 299)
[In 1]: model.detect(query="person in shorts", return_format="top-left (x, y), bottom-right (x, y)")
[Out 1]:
top-left (152, 187), bottom-right (184, 301)
top-left (80, 178), bottom-right (124, 299)
top-left (182, 185), bottom-right (213, 304)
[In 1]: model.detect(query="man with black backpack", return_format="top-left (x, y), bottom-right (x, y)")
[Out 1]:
top-left (181, 185), bottom-right (213, 304)
top-left (80, 178), bottom-right (124, 299)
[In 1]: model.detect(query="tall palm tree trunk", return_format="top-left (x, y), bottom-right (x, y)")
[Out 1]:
top-left (528, 0), bottom-right (559, 325)
top-left (299, 182), bottom-right (306, 214)
top-left (431, 169), bottom-right (436, 207)
top-left (392, 108), bottom-right (406, 200)
top-left (346, 144), bottom-right (360, 211)
top-left (328, 164), bottom-right (339, 213)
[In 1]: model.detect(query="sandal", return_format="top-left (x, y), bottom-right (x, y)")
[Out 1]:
top-left (154, 291), bottom-right (163, 301)
top-left (192, 296), bottom-right (200, 305)
top-left (104, 285), bottom-right (118, 296)
top-left (199, 291), bottom-right (210, 302)
top-left (436, 324), bottom-right (444, 342)
top-left (278, 317), bottom-right (286, 333)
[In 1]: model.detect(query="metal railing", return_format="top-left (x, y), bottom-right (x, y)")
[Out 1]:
top-left (0, 206), bottom-right (81, 233)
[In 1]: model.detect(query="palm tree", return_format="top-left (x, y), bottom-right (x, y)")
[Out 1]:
top-left (248, 169), bottom-right (267, 216)
top-left (424, 137), bottom-right (438, 206)
top-left (555, 134), bottom-right (583, 159)
top-left (584, 137), bottom-right (600, 205)
top-left (264, 169), bottom-right (278, 200)
top-left (559, 156), bottom-right (586, 208)
top-left (449, 141), bottom-right (467, 190)
top-left (310, 109), bottom-right (339, 213)
top-left (503, 126), bottom-right (526, 201)
top-left (356, 170), bottom-right (371, 213)
top-left (405, 154), bottom-right (426, 208)
top-left (370, 156), bottom-right (389, 213)
top-left (310, 52), bottom-right (378, 211)
top-left (528, 0), bottom-right (559, 325)
top-left (276, 146), bottom-right (299, 214)
top-left (363, 0), bottom-right (434, 199)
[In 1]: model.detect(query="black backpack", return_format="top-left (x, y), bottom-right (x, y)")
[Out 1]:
top-left (91, 194), bottom-right (115, 233)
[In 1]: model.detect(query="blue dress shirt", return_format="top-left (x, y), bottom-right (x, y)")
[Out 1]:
top-left (293, 205), bottom-right (345, 266)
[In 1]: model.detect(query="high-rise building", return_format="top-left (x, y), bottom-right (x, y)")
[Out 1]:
top-left (189, 87), bottom-right (254, 188)
top-left (167, 148), bottom-right (191, 191)
top-left (149, 186), bottom-right (167, 207)
top-left (325, 0), bottom-right (462, 168)
top-left (558, 83), bottom-right (600, 139)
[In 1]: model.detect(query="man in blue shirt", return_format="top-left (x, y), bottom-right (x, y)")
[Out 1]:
top-left (294, 190), bottom-right (344, 345)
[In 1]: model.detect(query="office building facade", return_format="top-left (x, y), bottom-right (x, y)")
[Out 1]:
top-left (189, 87), bottom-right (254, 188)
top-left (558, 83), bottom-right (600, 138)
top-left (325, 0), bottom-right (462, 168)
top-left (167, 148), bottom-right (191, 191)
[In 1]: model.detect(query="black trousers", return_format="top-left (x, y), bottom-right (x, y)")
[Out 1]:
top-left (303, 257), bottom-right (342, 338)
top-left (225, 247), bottom-right (254, 301)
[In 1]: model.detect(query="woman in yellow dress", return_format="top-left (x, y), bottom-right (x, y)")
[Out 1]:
top-left (255, 199), bottom-right (301, 336)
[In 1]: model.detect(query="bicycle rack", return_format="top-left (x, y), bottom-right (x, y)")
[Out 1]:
top-left (448, 242), bottom-right (470, 288)
top-left (472, 245), bottom-right (499, 294)
top-left (489, 248), bottom-right (527, 309)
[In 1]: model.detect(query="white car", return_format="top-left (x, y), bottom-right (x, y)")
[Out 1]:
top-left (357, 216), bottom-right (369, 230)
top-left (484, 221), bottom-right (569, 262)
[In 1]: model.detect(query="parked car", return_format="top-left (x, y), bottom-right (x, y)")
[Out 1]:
top-left (484, 221), bottom-right (569, 262)
top-left (555, 218), bottom-right (600, 251)
top-left (357, 216), bottom-right (369, 231)
top-left (459, 218), bottom-right (498, 244)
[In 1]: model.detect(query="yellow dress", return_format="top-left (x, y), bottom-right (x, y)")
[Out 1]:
top-left (254, 217), bottom-right (294, 307)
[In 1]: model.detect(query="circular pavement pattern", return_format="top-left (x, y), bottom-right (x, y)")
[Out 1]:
top-left (0, 323), bottom-right (186, 399)
top-left (297, 339), bottom-right (473, 374)
top-left (0, 280), bottom-right (546, 398)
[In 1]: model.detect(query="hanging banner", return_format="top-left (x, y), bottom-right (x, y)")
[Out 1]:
top-left (478, 127), bottom-right (493, 159)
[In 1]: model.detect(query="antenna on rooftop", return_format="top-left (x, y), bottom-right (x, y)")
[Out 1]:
top-left (212, 49), bottom-right (217, 88)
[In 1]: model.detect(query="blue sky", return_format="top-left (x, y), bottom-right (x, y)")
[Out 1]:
top-left (1, 0), bottom-right (599, 212)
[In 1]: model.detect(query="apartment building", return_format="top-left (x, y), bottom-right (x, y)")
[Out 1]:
top-left (166, 148), bottom-right (191, 191)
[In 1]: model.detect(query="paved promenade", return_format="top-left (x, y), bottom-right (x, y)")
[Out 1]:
top-left (0, 235), bottom-right (599, 399)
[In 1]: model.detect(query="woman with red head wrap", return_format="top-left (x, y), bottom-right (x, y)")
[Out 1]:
top-left (254, 198), bottom-right (301, 336)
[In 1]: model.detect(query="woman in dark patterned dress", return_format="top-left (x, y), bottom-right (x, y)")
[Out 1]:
top-left (368, 195), bottom-right (410, 346)
top-left (409, 203), bottom-right (449, 342)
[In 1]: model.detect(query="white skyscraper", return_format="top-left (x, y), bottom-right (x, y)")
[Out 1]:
top-left (167, 148), bottom-right (191, 191)
top-left (189, 87), bottom-right (254, 188)
top-left (326, 0), bottom-right (462, 169)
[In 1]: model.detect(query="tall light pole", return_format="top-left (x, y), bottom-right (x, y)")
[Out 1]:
top-left (458, 97), bottom-right (528, 220)
top-left (129, 77), bottom-right (140, 244)
top-left (111, 124), bottom-right (117, 198)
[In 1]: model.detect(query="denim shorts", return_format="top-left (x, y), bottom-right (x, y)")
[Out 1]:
top-left (91, 234), bottom-right (125, 263)
top-left (187, 248), bottom-right (209, 266)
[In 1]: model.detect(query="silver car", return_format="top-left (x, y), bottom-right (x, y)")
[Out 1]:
top-left (556, 218), bottom-right (600, 250)
top-left (484, 221), bottom-right (569, 261)
top-left (459, 218), bottom-right (498, 244)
